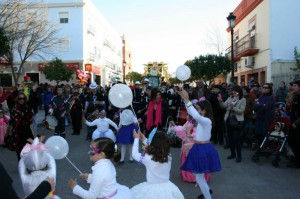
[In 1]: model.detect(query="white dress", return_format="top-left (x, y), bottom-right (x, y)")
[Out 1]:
top-left (85, 118), bottom-right (118, 142)
top-left (131, 138), bottom-right (184, 199)
top-left (73, 159), bottom-right (132, 199)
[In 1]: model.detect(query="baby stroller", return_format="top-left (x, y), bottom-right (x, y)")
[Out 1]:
top-left (252, 117), bottom-right (291, 167)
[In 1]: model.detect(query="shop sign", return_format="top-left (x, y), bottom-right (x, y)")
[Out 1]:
top-left (38, 63), bottom-right (79, 71)
top-left (85, 64), bottom-right (92, 72)
top-left (92, 66), bottom-right (100, 74)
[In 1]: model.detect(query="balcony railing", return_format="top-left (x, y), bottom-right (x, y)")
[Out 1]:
top-left (226, 33), bottom-right (259, 61)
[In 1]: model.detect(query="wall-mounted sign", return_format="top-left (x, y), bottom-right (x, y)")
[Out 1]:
top-left (85, 64), bottom-right (92, 72)
top-left (38, 63), bottom-right (79, 71)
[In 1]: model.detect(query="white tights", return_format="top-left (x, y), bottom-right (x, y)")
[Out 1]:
top-left (195, 173), bottom-right (211, 199)
top-left (120, 144), bottom-right (133, 162)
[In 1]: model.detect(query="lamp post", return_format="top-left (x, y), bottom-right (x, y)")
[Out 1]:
top-left (227, 12), bottom-right (236, 83)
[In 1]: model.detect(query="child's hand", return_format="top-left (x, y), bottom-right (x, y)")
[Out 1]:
top-left (39, 136), bottom-right (45, 143)
top-left (139, 130), bottom-right (146, 142)
top-left (68, 179), bottom-right (77, 189)
top-left (27, 138), bottom-right (33, 144)
top-left (169, 121), bottom-right (175, 126)
top-left (133, 129), bottom-right (139, 139)
top-left (79, 173), bottom-right (88, 181)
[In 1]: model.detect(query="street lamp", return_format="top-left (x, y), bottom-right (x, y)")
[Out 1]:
top-left (227, 12), bottom-right (236, 83)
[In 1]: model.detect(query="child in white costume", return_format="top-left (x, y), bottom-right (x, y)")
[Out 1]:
top-left (19, 136), bottom-right (60, 199)
top-left (131, 129), bottom-right (184, 199)
top-left (68, 137), bottom-right (133, 199)
top-left (116, 109), bottom-right (139, 163)
top-left (85, 110), bottom-right (118, 142)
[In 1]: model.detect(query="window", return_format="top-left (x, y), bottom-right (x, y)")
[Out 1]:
top-left (58, 39), bottom-right (70, 51)
top-left (59, 12), bottom-right (69, 24)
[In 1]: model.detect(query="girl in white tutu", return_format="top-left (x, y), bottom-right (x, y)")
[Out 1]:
top-left (131, 129), bottom-right (184, 199)
top-left (68, 137), bottom-right (133, 199)
top-left (85, 110), bottom-right (118, 142)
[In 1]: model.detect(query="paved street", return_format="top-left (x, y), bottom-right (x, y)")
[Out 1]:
top-left (1, 110), bottom-right (300, 199)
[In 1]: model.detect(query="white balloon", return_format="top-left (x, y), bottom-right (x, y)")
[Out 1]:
top-left (120, 109), bottom-right (134, 125)
top-left (109, 84), bottom-right (133, 108)
top-left (45, 136), bottom-right (69, 160)
top-left (176, 65), bottom-right (191, 81)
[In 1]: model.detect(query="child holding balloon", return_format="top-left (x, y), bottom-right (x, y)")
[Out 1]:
top-left (130, 129), bottom-right (184, 199)
top-left (68, 137), bottom-right (133, 199)
top-left (179, 90), bottom-right (221, 199)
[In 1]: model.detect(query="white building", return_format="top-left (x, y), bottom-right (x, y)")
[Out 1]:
top-left (226, 0), bottom-right (300, 87)
top-left (0, 0), bottom-right (123, 87)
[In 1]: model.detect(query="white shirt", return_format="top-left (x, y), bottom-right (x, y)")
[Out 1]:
top-left (86, 118), bottom-right (118, 133)
top-left (185, 103), bottom-right (212, 142)
top-left (73, 159), bottom-right (118, 199)
top-left (132, 138), bottom-right (171, 183)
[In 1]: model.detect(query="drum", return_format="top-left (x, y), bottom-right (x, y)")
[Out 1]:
top-left (44, 115), bottom-right (58, 130)
top-left (176, 106), bottom-right (188, 125)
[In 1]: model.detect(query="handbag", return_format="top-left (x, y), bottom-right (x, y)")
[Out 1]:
top-left (3, 123), bottom-right (16, 151)
top-left (228, 113), bottom-right (243, 129)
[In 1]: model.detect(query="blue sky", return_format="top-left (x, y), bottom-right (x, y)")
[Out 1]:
top-left (93, 0), bottom-right (241, 74)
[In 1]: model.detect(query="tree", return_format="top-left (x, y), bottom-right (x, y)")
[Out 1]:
top-left (292, 46), bottom-right (300, 71)
top-left (200, 25), bottom-right (227, 55)
top-left (125, 71), bottom-right (142, 84)
top-left (185, 54), bottom-right (231, 86)
top-left (0, 0), bottom-right (59, 85)
top-left (168, 77), bottom-right (181, 85)
top-left (43, 58), bottom-right (75, 85)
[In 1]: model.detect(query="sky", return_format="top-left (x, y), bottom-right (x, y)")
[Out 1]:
top-left (92, 0), bottom-right (241, 75)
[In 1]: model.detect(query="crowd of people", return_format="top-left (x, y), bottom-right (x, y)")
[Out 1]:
top-left (0, 76), bottom-right (299, 198)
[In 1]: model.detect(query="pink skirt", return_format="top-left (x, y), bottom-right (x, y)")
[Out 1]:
top-left (0, 124), bottom-right (7, 145)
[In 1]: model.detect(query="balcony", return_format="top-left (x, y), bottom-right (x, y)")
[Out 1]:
top-left (226, 34), bottom-right (259, 61)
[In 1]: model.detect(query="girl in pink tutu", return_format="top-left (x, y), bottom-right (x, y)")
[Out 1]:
top-left (0, 109), bottom-right (9, 145)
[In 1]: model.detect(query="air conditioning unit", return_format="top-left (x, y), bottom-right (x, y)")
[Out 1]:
top-left (245, 56), bottom-right (254, 68)
top-left (13, 65), bottom-right (22, 73)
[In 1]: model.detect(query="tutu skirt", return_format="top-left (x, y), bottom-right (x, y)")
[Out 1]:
top-left (106, 184), bottom-right (133, 199)
top-left (92, 129), bottom-right (116, 142)
top-left (0, 124), bottom-right (6, 145)
top-left (181, 143), bottom-right (221, 173)
top-left (116, 124), bottom-right (139, 144)
top-left (131, 181), bottom-right (184, 199)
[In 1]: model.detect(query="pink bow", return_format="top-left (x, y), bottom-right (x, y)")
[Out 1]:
top-left (20, 143), bottom-right (48, 157)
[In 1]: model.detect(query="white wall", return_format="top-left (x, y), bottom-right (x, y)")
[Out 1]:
top-left (270, 0), bottom-right (300, 61)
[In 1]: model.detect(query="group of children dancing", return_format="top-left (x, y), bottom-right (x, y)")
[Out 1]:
top-left (13, 90), bottom-right (221, 199)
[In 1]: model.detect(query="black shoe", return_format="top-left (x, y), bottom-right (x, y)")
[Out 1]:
top-left (71, 133), bottom-right (76, 135)
top-left (236, 157), bottom-right (242, 163)
top-left (224, 145), bottom-right (229, 149)
top-left (227, 155), bottom-right (236, 159)
top-left (197, 189), bottom-right (213, 199)
top-left (119, 161), bottom-right (124, 165)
